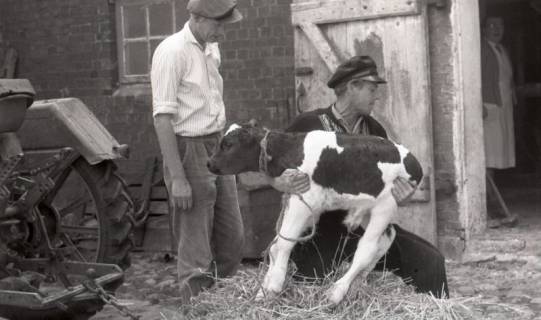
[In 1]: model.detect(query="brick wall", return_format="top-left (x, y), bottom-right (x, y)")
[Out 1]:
top-left (222, 0), bottom-right (296, 128)
top-left (1, 0), bottom-right (117, 98)
top-left (0, 0), bottom-right (296, 183)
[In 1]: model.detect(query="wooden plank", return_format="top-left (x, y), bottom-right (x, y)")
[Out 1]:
top-left (346, 9), bottom-right (435, 243)
top-left (299, 23), bottom-right (340, 72)
top-left (409, 176), bottom-right (430, 202)
top-left (138, 215), bottom-right (172, 252)
top-left (294, 27), bottom-right (310, 113)
top-left (117, 158), bottom-right (164, 186)
top-left (294, 25), bottom-right (334, 113)
top-left (149, 201), bottom-right (169, 215)
top-left (129, 185), bottom-right (168, 200)
top-left (240, 188), bottom-right (283, 259)
top-left (291, 0), bottom-right (420, 26)
top-left (132, 156), bottom-right (158, 247)
top-left (150, 186), bottom-right (168, 199)
top-left (2, 48), bottom-right (18, 79)
top-left (293, 20), bottom-right (349, 113)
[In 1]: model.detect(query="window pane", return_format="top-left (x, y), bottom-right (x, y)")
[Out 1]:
top-left (150, 39), bottom-right (164, 58)
top-left (124, 5), bottom-right (146, 38)
top-left (149, 2), bottom-right (172, 36)
top-left (175, 3), bottom-right (190, 30)
top-left (126, 42), bottom-right (148, 75)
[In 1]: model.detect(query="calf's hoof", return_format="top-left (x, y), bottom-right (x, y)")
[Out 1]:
top-left (326, 283), bottom-right (349, 305)
top-left (255, 289), bottom-right (265, 301)
top-left (255, 288), bottom-right (278, 301)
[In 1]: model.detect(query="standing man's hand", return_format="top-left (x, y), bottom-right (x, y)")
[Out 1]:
top-left (271, 169), bottom-right (310, 194)
top-left (171, 177), bottom-right (193, 211)
top-left (391, 177), bottom-right (417, 206)
top-left (153, 115), bottom-right (192, 211)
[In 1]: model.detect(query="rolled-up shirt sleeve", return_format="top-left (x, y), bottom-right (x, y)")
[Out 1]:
top-left (151, 44), bottom-right (184, 117)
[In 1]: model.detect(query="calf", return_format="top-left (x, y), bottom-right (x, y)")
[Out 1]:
top-left (207, 123), bottom-right (423, 304)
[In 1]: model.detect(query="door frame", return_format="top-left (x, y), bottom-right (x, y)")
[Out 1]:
top-left (427, 0), bottom-right (486, 259)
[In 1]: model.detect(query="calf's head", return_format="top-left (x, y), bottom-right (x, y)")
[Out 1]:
top-left (207, 123), bottom-right (262, 175)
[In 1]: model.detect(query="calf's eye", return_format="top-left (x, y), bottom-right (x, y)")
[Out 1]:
top-left (221, 142), bottom-right (232, 150)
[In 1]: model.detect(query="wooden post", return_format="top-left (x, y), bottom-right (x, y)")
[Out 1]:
top-left (1, 48), bottom-right (18, 79)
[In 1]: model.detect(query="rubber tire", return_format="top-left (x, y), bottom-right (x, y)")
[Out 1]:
top-left (68, 158), bottom-right (134, 270)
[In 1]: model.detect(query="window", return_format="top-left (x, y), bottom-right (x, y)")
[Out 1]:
top-left (116, 0), bottom-right (186, 84)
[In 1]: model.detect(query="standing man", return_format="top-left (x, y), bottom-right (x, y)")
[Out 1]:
top-left (481, 16), bottom-right (518, 226)
top-left (151, 0), bottom-right (244, 302)
top-left (286, 55), bottom-right (449, 298)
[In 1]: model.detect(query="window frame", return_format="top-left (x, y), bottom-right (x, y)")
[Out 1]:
top-left (115, 0), bottom-right (177, 84)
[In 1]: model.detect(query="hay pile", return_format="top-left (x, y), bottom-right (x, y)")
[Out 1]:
top-left (176, 264), bottom-right (475, 320)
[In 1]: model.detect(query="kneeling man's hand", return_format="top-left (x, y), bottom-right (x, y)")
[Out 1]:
top-left (271, 169), bottom-right (310, 194)
top-left (392, 177), bottom-right (417, 206)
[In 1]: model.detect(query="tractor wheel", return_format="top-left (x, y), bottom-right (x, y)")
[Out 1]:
top-left (0, 158), bottom-right (135, 320)
top-left (49, 157), bottom-right (134, 269)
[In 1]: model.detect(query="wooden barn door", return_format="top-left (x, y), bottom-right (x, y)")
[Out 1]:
top-left (292, 0), bottom-right (437, 243)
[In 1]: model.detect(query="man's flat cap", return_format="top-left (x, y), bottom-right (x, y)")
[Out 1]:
top-left (187, 0), bottom-right (243, 23)
top-left (327, 55), bottom-right (386, 89)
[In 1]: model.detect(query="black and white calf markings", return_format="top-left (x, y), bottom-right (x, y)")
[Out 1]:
top-left (207, 123), bottom-right (423, 304)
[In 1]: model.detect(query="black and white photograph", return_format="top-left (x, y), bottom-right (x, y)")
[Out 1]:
top-left (0, 0), bottom-right (540, 319)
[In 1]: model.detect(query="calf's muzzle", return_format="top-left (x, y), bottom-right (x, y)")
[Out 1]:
top-left (207, 159), bottom-right (221, 175)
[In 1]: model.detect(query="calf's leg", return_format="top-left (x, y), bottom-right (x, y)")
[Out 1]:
top-left (359, 224), bottom-right (396, 279)
top-left (257, 196), bottom-right (315, 298)
top-left (327, 195), bottom-right (397, 304)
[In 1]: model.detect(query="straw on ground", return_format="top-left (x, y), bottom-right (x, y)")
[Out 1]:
top-left (175, 264), bottom-right (479, 320)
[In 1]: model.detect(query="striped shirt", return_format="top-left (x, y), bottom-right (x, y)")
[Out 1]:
top-left (151, 21), bottom-right (226, 137)
top-left (330, 104), bottom-right (369, 135)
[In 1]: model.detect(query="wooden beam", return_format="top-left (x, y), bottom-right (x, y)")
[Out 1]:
top-left (299, 23), bottom-right (341, 72)
top-left (291, 0), bottom-right (420, 26)
top-left (1, 48), bottom-right (18, 79)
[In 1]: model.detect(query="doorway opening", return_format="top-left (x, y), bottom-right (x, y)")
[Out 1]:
top-left (479, 0), bottom-right (541, 226)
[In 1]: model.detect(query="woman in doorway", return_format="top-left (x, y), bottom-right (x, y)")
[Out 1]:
top-left (481, 16), bottom-right (518, 227)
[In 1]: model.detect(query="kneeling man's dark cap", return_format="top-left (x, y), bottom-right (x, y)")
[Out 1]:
top-left (187, 0), bottom-right (243, 24)
top-left (327, 55), bottom-right (386, 89)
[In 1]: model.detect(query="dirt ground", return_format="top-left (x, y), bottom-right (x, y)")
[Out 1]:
top-left (90, 189), bottom-right (541, 320)
top-left (90, 222), bottom-right (541, 319)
